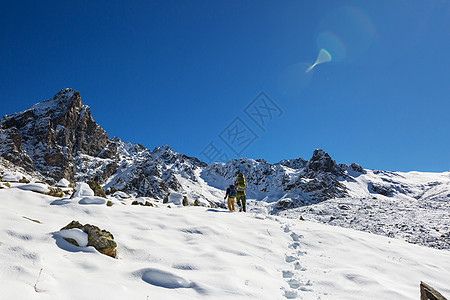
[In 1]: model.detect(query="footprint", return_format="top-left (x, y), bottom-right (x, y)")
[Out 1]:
top-left (284, 225), bottom-right (290, 233)
top-left (294, 262), bottom-right (307, 271)
top-left (300, 286), bottom-right (313, 292)
top-left (290, 232), bottom-right (303, 242)
top-left (287, 278), bottom-right (302, 289)
top-left (172, 264), bottom-right (198, 271)
top-left (7, 230), bottom-right (33, 241)
top-left (285, 255), bottom-right (298, 263)
top-left (288, 242), bottom-right (301, 250)
top-left (282, 270), bottom-right (294, 278)
top-left (299, 280), bottom-right (313, 292)
top-left (284, 289), bottom-right (298, 299)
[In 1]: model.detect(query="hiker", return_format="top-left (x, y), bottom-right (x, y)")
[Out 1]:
top-left (224, 183), bottom-right (236, 211)
top-left (235, 173), bottom-right (247, 212)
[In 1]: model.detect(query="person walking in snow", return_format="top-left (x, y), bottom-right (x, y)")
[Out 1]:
top-left (235, 173), bottom-right (247, 212)
top-left (224, 183), bottom-right (236, 211)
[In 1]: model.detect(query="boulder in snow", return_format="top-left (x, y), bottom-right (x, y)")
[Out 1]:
top-left (86, 180), bottom-right (106, 198)
top-left (56, 178), bottom-right (70, 187)
top-left (16, 183), bottom-right (49, 194)
top-left (47, 187), bottom-right (64, 197)
top-left (61, 221), bottom-right (117, 258)
top-left (420, 281), bottom-right (447, 300)
top-left (2, 172), bottom-right (23, 182)
top-left (72, 182), bottom-right (95, 198)
top-left (79, 196), bottom-right (107, 205)
top-left (167, 192), bottom-right (183, 205)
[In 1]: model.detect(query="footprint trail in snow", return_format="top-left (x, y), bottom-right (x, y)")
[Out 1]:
top-left (279, 222), bottom-right (313, 299)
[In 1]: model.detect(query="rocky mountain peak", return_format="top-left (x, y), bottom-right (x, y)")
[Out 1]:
top-left (0, 89), bottom-right (109, 181)
top-left (277, 157), bottom-right (308, 169)
top-left (306, 149), bottom-right (344, 177)
top-left (27, 88), bottom-right (82, 118)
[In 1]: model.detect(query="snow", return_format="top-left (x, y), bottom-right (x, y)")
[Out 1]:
top-left (57, 228), bottom-right (88, 247)
top-left (277, 170), bottom-right (450, 250)
top-left (27, 88), bottom-right (76, 117)
top-left (72, 182), bottom-right (94, 197)
top-left (134, 268), bottom-right (192, 289)
top-left (55, 178), bottom-right (70, 188)
top-left (16, 183), bottom-right (49, 194)
top-left (2, 172), bottom-right (24, 182)
top-left (112, 191), bottom-right (131, 199)
top-left (78, 196), bottom-right (106, 205)
top-left (1, 186), bottom-right (449, 299)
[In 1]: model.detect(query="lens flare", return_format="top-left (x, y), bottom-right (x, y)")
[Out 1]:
top-left (315, 6), bottom-right (376, 64)
top-left (306, 49), bottom-right (332, 73)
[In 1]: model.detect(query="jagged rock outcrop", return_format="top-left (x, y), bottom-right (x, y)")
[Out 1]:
top-left (0, 88), bottom-right (110, 181)
top-left (305, 149), bottom-right (346, 177)
top-left (61, 220), bottom-right (117, 258)
top-left (277, 157), bottom-right (308, 170)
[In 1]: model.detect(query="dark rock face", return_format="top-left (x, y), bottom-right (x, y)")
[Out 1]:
top-left (369, 182), bottom-right (393, 196)
top-left (0, 89), bottom-right (110, 181)
top-left (277, 157), bottom-right (308, 169)
top-left (275, 198), bottom-right (295, 210)
top-left (0, 128), bottom-right (34, 169)
top-left (350, 163), bottom-right (365, 174)
top-left (87, 180), bottom-right (107, 198)
top-left (305, 149), bottom-right (345, 177)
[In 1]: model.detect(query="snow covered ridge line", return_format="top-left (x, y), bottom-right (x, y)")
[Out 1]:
top-left (0, 88), bottom-right (449, 212)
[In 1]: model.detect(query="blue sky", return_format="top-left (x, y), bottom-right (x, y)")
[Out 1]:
top-left (1, 1), bottom-right (449, 171)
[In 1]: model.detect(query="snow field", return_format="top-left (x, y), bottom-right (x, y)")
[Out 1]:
top-left (1, 186), bottom-right (450, 299)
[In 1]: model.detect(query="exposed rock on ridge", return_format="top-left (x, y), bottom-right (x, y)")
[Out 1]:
top-left (0, 88), bottom-right (110, 181)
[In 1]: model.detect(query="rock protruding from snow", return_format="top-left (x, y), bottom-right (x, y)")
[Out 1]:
top-left (16, 183), bottom-right (49, 194)
top-left (167, 192), bottom-right (183, 205)
top-left (56, 178), bottom-right (70, 187)
top-left (61, 220), bottom-right (117, 258)
top-left (2, 172), bottom-right (24, 182)
top-left (73, 183), bottom-right (95, 198)
top-left (78, 196), bottom-right (107, 205)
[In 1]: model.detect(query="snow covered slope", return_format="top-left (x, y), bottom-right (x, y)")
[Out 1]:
top-left (1, 185), bottom-right (450, 299)
top-left (277, 170), bottom-right (450, 250)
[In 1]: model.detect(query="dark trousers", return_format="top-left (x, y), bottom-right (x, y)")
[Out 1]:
top-left (236, 193), bottom-right (246, 212)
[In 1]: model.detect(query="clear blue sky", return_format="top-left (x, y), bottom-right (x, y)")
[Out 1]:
top-left (1, 1), bottom-right (449, 172)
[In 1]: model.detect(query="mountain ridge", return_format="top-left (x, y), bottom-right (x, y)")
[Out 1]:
top-left (1, 89), bottom-right (449, 212)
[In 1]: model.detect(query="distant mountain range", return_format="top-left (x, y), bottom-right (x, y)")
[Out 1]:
top-left (1, 89), bottom-right (449, 212)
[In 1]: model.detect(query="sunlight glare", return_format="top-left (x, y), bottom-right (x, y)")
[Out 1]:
top-left (306, 49), bottom-right (332, 73)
